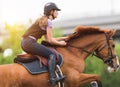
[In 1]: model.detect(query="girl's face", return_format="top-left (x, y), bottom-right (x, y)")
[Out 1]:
top-left (53, 10), bottom-right (58, 18)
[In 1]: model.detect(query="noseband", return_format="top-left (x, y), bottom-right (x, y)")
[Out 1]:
top-left (67, 33), bottom-right (116, 68)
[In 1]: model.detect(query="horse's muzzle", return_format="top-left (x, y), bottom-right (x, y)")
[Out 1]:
top-left (107, 64), bottom-right (119, 73)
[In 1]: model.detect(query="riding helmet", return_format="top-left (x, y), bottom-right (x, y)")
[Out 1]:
top-left (44, 2), bottom-right (61, 16)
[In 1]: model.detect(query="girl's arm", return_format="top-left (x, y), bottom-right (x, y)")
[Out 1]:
top-left (44, 27), bottom-right (66, 46)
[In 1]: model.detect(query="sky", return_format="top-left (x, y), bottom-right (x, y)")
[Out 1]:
top-left (0, 0), bottom-right (120, 25)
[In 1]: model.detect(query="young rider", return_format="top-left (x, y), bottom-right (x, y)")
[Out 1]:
top-left (21, 2), bottom-right (67, 86)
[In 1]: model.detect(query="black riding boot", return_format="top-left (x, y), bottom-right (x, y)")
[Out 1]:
top-left (48, 54), bottom-right (65, 86)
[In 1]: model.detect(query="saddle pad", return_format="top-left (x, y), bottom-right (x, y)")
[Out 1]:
top-left (18, 54), bottom-right (63, 75)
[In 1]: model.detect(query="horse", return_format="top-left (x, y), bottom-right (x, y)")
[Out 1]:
top-left (0, 25), bottom-right (119, 87)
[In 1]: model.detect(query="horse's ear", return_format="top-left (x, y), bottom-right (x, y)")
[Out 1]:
top-left (106, 29), bottom-right (116, 36)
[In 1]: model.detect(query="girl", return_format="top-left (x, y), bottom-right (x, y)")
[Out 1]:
top-left (21, 2), bottom-right (67, 86)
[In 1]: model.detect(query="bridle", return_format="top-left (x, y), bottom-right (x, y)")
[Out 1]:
top-left (67, 33), bottom-right (116, 68)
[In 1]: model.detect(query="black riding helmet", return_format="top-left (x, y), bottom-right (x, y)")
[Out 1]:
top-left (44, 2), bottom-right (61, 16)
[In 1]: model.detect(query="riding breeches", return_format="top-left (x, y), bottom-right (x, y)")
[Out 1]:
top-left (21, 37), bottom-right (56, 58)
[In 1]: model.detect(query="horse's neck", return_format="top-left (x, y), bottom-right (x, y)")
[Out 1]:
top-left (82, 34), bottom-right (106, 59)
top-left (59, 34), bottom-right (104, 60)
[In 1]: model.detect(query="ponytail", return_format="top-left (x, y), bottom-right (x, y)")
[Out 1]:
top-left (35, 15), bottom-right (48, 27)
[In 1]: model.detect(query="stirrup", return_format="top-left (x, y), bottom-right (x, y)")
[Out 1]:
top-left (49, 65), bottom-right (65, 87)
top-left (55, 65), bottom-right (65, 87)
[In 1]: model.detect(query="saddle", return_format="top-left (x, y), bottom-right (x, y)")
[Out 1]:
top-left (14, 41), bottom-right (63, 74)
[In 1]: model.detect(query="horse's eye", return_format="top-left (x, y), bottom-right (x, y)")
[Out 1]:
top-left (112, 44), bottom-right (115, 48)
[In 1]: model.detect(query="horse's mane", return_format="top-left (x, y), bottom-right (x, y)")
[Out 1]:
top-left (67, 25), bottom-right (115, 40)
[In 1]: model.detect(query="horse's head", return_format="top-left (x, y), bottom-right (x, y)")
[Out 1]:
top-left (66, 26), bottom-right (119, 73)
top-left (95, 29), bottom-right (119, 72)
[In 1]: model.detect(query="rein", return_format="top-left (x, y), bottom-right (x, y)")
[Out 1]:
top-left (67, 33), bottom-right (116, 67)
top-left (67, 43), bottom-right (99, 58)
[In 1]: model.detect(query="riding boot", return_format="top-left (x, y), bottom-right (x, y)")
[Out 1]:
top-left (48, 54), bottom-right (65, 86)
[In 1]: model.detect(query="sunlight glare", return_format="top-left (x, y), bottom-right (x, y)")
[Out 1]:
top-left (3, 14), bottom-right (18, 25)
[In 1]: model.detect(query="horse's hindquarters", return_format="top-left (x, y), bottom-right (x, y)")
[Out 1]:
top-left (0, 63), bottom-right (51, 87)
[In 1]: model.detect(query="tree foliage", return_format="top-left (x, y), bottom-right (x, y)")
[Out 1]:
top-left (2, 23), bottom-right (27, 54)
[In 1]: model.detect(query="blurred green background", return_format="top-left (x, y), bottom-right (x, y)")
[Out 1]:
top-left (0, 23), bottom-right (120, 87)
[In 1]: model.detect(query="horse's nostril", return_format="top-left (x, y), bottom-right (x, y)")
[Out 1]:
top-left (117, 65), bottom-right (119, 68)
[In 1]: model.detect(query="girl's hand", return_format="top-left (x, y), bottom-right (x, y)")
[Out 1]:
top-left (59, 41), bottom-right (67, 46)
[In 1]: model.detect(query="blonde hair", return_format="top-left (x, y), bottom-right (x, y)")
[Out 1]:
top-left (35, 15), bottom-right (48, 27)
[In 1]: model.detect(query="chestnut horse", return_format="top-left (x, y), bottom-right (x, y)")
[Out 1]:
top-left (0, 26), bottom-right (119, 87)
